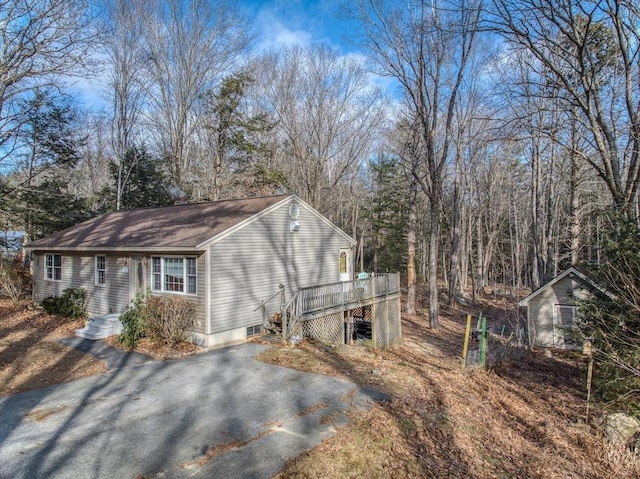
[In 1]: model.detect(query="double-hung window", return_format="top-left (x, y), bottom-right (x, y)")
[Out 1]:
top-left (95, 255), bottom-right (106, 285)
top-left (45, 254), bottom-right (62, 281)
top-left (152, 257), bottom-right (196, 294)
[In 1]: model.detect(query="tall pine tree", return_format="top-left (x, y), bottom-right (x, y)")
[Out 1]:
top-left (363, 155), bottom-right (408, 273)
top-left (106, 146), bottom-right (172, 210)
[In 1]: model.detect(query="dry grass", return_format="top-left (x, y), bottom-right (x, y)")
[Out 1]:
top-left (3, 296), bottom-right (640, 477)
top-left (260, 304), bottom-right (640, 479)
top-left (104, 335), bottom-right (202, 360)
top-left (0, 299), bottom-right (202, 397)
top-left (0, 299), bottom-right (108, 397)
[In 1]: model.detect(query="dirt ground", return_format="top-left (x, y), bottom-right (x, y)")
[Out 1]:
top-left (2, 297), bottom-right (639, 478)
top-left (260, 300), bottom-right (640, 479)
top-left (0, 300), bottom-right (108, 396)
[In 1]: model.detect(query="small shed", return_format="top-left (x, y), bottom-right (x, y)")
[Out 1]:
top-left (28, 195), bottom-right (359, 348)
top-left (519, 267), bottom-right (600, 349)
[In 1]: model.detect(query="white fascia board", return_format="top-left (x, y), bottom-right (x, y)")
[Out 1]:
top-left (518, 266), bottom-right (608, 306)
top-left (29, 246), bottom-right (204, 253)
top-left (295, 195), bottom-right (358, 246)
top-left (196, 195), bottom-right (357, 249)
top-left (204, 248), bottom-right (211, 335)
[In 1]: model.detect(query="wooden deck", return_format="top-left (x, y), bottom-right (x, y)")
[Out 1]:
top-left (282, 273), bottom-right (400, 339)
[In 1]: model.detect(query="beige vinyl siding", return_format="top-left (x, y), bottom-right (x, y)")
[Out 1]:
top-left (528, 295), bottom-right (554, 347)
top-left (208, 201), bottom-right (354, 334)
top-left (33, 252), bottom-right (129, 316)
top-left (33, 252), bottom-right (206, 333)
top-left (528, 275), bottom-right (587, 348)
top-left (94, 254), bottom-right (129, 314)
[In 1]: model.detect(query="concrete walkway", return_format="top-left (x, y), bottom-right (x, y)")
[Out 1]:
top-left (0, 342), bottom-right (387, 479)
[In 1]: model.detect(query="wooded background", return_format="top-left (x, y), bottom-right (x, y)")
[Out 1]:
top-left (1, 0), bottom-right (639, 329)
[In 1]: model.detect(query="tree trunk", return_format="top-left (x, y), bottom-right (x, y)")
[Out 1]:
top-left (448, 177), bottom-right (461, 306)
top-left (406, 175), bottom-right (418, 315)
top-left (476, 219), bottom-right (485, 295)
top-left (429, 194), bottom-right (441, 329)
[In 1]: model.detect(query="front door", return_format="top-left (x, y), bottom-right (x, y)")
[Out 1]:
top-left (339, 248), bottom-right (352, 282)
top-left (129, 254), bottom-right (147, 300)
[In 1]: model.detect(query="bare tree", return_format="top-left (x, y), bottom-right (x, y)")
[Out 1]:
top-left (352, 0), bottom-right (482, 329)
top-left (69, 112), bottom-right (112, 211)
top-left (395, 118), bottom-right (424, 315)
top-left (445, 39), bottom-right (496, 304)
top-left (489, 36), bottom-right (611, 288)
top-left (253, 44), bottom-right (386, 216)
top-left (136, 0), bottom-right (252, 190)
top-left (103, 0), bottom-right (149, 210)
top-left (488, 0), bottom-right (640, 218)
top-left (0, 0), bottom-right (98, 163)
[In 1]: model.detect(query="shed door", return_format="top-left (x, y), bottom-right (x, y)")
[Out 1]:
top-left (339, 248), bottom-right (352, 282)
top-left (129, 255), bottom-right (147, 300)
top-left (553, 305), bottom-right (577, 348)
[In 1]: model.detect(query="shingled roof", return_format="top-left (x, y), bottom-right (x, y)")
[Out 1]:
top-left (29, 195), bottom-right (289, 251)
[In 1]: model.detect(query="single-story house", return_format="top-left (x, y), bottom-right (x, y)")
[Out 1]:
top-left (29, 195), bottom-right (357, 348)
top-left (519, 267), bottom-right (603, 349)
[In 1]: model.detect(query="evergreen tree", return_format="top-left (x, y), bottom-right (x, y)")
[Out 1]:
top-left (363, 155), bottom-right (408, 273)
top-left (195, 72), bottom-right (277, 199)
top-left (9, 89), bottom-right (89, 239)
top-left (16, 89), bottom-right (82, 182)
top-left (106, 146), bottom-right (172, 210)
top-left (579, 215), bottom-right (640, 415)
top-left (22, 179), bottom-right (92, 237)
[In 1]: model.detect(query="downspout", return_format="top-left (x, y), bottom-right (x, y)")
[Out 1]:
top-left (205, 249), bottom-right (211, 336)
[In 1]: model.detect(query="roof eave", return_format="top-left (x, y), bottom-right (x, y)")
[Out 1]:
top-left (518, 266), bottom-right (608, 306)
top-left (196, 195), bottom-right (356, 249)
top-left (29, 246), bottom-right (205, 253)
top-left (196, 195), bottom-right (293, 249)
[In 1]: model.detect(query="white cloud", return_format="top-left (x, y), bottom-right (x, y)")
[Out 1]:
top-left (274, 27), bottom-right (311, 46)
top-left (252, 4), bottom-right (313, 52)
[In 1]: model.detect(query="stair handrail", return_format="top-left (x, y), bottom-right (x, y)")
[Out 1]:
top-left (275, 273), bottom-right (401, 341)
top-left (254, 284), bottom-right (285, 328)
top-left (281, 290), bottom-right (302, 340)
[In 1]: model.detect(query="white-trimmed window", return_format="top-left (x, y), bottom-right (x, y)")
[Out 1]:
top-left (45, 254), bottom-right (62, 281)
top-left (152, 256), bottom-right (197, 294)
top-left (95, 255), bottom-right (106, 285)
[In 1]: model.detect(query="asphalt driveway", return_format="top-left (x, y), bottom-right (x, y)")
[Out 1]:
top-left (0, 342), bottom-right (387, 479)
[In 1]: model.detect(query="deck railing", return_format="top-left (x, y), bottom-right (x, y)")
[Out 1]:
top-left (282, 273), bottom-right (400, 340)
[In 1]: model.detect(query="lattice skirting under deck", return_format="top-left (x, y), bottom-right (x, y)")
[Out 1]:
top-left (295, 296), bottom-right (401, 349)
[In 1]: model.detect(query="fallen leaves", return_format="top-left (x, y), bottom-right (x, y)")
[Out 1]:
top-left (265, 303), bottom-right (640, 479)
top-left (0, 300), bottom-right (108, 396)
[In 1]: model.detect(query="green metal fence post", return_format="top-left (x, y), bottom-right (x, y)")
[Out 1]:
top-left (479, 314), bottom-right (487, 369)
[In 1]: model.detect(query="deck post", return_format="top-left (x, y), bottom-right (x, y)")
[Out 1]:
top-left (286, 273), bottom-right (400, 345)
top-left (281, 303), bottom-right (287, 340)
top-left (479, 315), bottom-right (487, 369)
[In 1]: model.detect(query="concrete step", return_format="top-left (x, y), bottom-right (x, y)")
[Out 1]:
top-left (75, 313), bottom-right (123, 340)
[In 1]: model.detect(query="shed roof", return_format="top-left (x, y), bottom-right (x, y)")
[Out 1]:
top-left (518, 267), bottom-right (608, 306)
top-left (29, 195), bottom-right (290, 251)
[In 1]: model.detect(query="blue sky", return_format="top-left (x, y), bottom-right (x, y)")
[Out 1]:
top-left (72, 0), bottom-right (365, 110)
top-left (244, 0), bottom-right (358, 52)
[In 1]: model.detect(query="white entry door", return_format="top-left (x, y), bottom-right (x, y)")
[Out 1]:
top-left (339, 248), bottom-right (352, 282)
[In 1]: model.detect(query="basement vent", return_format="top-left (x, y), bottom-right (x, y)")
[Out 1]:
top-left (246, 325), bottom-right (262, 337)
